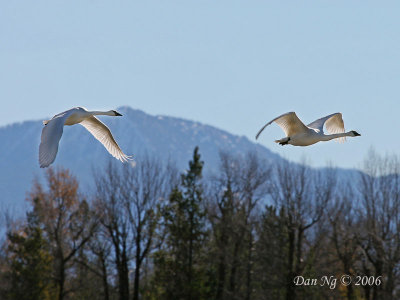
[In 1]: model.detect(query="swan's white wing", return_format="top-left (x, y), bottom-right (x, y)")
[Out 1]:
top-left (39, 113), bottom-right (69, 168)
top-left (307, 112), bottom-right (339, 131)
top-left (80, 116), bottom-right (130, 162)
top-left (307, 112), bottom-right (346, 142)
top-left (256, 112), bottom-right (309, 139)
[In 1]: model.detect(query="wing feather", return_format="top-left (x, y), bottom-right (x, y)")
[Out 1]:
top-left (80, 116), bottom-right (131, 162)
top-left (307, 113), bottom-right (346, 143)
top-left (256, 112), bottom-right (309, 139)
top-left (39, 113), bottom-right (68, 168)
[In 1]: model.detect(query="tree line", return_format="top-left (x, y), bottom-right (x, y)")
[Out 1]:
top-left (0, 147), bottom-right (399, 300)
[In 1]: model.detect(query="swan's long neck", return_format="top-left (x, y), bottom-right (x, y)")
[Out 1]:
top-left (321, 131), bottom-right (353, 141)
top-left (89, 110), bottom-right (115, 116)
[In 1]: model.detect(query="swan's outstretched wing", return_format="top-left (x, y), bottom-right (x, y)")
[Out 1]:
top-left (39, 112), bottom-right (69, 168)
top-left (307, 112), bottom-right (346, 142)
top-left (80, 116), bottom-right (131, 162)
top-left (256, 112), bottom-right (309, 139)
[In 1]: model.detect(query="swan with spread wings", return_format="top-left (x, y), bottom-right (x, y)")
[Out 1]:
top-left (39, 107), bottom-right (131, 168)
top-left (256, 112), bottom-right (361, 146)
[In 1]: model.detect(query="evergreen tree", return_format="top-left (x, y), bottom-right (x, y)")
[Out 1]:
top-left (153, 146), bottom-right (208, 300)
top-left (5, 211), bottom-right (53, 300)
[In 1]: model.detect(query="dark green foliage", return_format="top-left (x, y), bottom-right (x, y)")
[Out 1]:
top-left (4, 212), bottom-right (53, 300)
top-left (253, 206), bottom-right (288, 299)
top-left (152, 146), bottom-right (209, 300)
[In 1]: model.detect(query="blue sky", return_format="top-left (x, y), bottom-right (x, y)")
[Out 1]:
top-left (1, 1), bottom-right (399, 169)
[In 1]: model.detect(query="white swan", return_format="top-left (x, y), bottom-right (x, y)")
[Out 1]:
top-left (256, 112), bottom-right (361, 146)
top-left (39, 107), bottom-right (131, 168)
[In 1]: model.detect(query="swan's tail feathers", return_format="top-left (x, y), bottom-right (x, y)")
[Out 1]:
top-left (274, 140), bottom-right (280, 143)
top-left (43, 120), bottom-right (50, 125)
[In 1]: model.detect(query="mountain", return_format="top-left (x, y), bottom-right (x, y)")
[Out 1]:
top-left (0, 106), bottom-right (283, 211)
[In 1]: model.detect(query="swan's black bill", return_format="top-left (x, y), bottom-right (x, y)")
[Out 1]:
top-left (113, 110), bottom-right (123, 116)
top-left (351, 130), bottom-right (361, 136)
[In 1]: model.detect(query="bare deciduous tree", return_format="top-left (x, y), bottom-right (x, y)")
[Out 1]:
top-left (94, 157), bottom-right (176, 300)
top-left (95, 162), bottom-right (131, 300)
top-left (357, 150), bottom-right (400, 300)
top-left (207, 151), bottom-right (270, 300)
top-left (122, 157), bottom-right (176, 300)
top-left (328, 186), bottom-right (361, 300)
top-left (270, 160), bottom-right (336, 300)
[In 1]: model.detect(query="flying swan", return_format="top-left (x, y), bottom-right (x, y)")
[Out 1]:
top-left (255, 112), bottom-right (361, 146)
top-left (39, 107), bottom-right (131, 168)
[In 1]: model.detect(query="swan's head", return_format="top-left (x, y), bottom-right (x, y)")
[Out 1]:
top-left (350, 130), bottom-right (361, 137)
top-left (112, 110), bottom-right (123, 116)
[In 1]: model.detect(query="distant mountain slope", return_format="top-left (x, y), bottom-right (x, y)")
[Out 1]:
top-left (0, 106), bottom-right (282, 210)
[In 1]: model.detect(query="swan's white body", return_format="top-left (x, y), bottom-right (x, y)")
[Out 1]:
top-left (256, 112), bottom-right (360, 146)
top-left (39, 107), bottom-right (131, 168)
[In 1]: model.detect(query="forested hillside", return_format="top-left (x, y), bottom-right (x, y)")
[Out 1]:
top-left (0, 147), bottom-right (398, 300)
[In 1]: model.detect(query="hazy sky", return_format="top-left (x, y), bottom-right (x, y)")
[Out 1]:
top-left (1, 1), bottom-right (399, 169)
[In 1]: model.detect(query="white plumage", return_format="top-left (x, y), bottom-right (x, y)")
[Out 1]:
top-left (256, 112), bottom-right (360, 146)
top-left (39, 107), bottom-right (131, 168)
